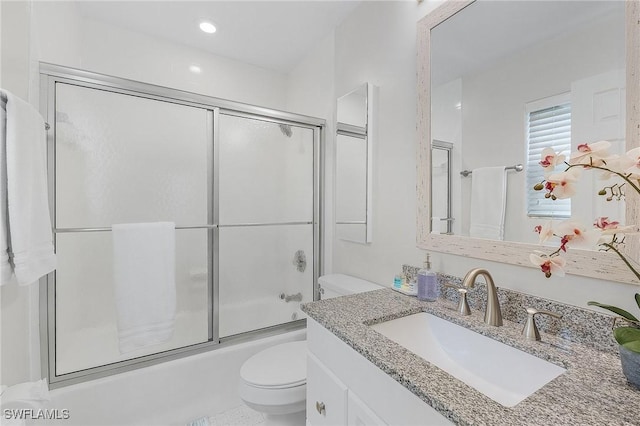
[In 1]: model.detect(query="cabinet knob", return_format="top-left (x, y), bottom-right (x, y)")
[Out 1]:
top-left (316, 401), bottom-right (326, 415)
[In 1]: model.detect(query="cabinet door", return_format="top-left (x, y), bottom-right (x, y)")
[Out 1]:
top-left (348, 392), bottom-right (387, 426)
top-left (307, 353), bottom-right (348, 426)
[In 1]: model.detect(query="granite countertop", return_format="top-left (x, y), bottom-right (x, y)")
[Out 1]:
top-left (301, 288), bottom-right (640, 426)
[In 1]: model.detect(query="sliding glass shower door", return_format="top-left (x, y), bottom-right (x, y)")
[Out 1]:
top-left (217, 115), bottom-right (315, 337)
top-left (42, 66), bottom-right (322, 386)
top-left (53, 83), bottom-right (211, 375)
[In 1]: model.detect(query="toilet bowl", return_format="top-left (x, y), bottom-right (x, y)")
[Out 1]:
top-left (238, 274), bottom-right (382, 424)
top-left (238, 341), bottom-right (307, 425)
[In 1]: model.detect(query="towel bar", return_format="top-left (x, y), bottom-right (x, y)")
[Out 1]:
top-left (460, 164), bottom-right (523, 177)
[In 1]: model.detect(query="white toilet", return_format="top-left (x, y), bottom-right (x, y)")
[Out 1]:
top-left (238, 274), bottom-right (382, 425)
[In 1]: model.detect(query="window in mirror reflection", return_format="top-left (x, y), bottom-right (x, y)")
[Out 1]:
top-left (526, 95), bottom-right (571, 219)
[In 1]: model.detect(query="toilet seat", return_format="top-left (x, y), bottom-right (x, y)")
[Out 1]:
top-left (240, 341), bottom-right (307, 389)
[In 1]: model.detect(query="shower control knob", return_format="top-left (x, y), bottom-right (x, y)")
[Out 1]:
top-left (316, 401), bottom-right (326, 415)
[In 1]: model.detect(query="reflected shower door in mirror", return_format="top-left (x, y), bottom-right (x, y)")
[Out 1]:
top-left (417, 0), bottom-right (640, 284)
top-left (430, 0), bottom-right (626, 243)
top-left (335, 83), bottom-right (375, 243)
top-left (431, 141), bottom-right (453, 235)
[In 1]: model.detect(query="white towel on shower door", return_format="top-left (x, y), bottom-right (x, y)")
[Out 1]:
top-left (1, 89), bottom-right (56, 286)
top-left (113, 222), bottom-right (176, 354)
top-left (469, 166), bottom-right (507, 240)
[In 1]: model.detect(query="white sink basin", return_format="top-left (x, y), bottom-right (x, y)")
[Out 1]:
top-left (370, 312), bottom-right (565, 407)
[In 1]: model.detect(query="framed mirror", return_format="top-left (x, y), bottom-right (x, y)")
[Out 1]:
top-left (336, 83), bottom-right (375, 243)
top-left (417, 0), bottom-right (640, 284)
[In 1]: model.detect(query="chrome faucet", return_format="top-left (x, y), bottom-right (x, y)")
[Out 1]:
top-left (461, 268), bottom-right (503, 326)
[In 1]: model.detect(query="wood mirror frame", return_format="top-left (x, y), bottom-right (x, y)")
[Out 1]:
top-left (416, 0), bottom-right (640, 285)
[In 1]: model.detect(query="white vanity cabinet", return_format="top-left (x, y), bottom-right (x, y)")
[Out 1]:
top-left (306, 319), bottom-right (453, 426)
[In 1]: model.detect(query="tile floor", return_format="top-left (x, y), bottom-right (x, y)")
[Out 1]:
top-left (207, 405), bottom-right (265, 426)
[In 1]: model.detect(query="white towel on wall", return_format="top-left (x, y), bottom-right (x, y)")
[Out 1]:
top-left (113, 222), bottom-right (176, 354)
top-left (469, 166), bottom-right (507, 240)
top-left (1, 89), bottom-right (56, 286)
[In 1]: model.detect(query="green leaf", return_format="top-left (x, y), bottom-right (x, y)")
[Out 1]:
top-left (635, 293), bottom-right (640, 311)
top-left (614, 327), bottom-right (640, 346)
top-left (587, 301), bottom-right (639, 322)
top-left (622, 340), bottom-right (640, 354)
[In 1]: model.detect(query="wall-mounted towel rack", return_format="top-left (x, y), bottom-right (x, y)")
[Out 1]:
top-left (460, 164), bottom-right (524, 177)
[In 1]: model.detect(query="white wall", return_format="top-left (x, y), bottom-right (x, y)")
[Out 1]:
top-left (331, 0), bottom-right (440, 284)
top-left (330, 0), bottom-right (640, 316)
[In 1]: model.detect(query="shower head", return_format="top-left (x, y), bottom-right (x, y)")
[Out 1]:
top-left (278, 123), bottom-right (293, 138)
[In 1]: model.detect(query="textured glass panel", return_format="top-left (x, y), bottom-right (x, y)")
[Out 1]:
top-left (55, 84), bottom-right (209, 228)
top-left (55, 230), bottom-right (209, 375)
top-left (218, 115), bottom-right (313, 224)
top-left (218, 225), bottom-right (312, 338)
top-left (335, 134), bottom-right (367, 223)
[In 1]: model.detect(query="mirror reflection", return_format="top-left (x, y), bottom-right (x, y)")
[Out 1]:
top-left (430, 0), bottom-right (625, 244)
top-left (336, 83), bottom-right (374, 243)
top-left (431, 141), bottom-right (453, 235)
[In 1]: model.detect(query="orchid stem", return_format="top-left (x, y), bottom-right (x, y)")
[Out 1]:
top-left (565, 163), bottom-right (640, 196)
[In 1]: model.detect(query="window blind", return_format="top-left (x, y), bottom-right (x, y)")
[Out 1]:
top-left (526, 102), bottom-right (571, 218)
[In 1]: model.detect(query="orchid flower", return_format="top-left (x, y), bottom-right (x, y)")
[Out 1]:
top-left (539, 147), bottom-right (566, 174)
top-left (544, 167), bottom-right (581, 199)
top-left (569, 140), bottom-right (611, 166)
top-left (530, 251), bottom-right (566, 278)
top-left (554, 220), bottom-right (602, 251)
top-left (534, 221), bottom-right (554, 244)
top-left (531, 139), bottom-right (640, 282)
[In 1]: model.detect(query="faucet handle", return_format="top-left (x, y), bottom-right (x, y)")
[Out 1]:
top-left (522, 307), bottom-right (562, 341)
top-left (443, 284), bottom-right (470, 315)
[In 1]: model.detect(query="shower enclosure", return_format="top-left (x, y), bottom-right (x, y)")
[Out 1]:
top-left (39, 64), bottom-right (322, 387)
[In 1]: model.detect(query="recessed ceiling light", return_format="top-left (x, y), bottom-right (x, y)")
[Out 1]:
top-left (199, 21), bottom-right (216, 34)
top-left (189, 65), bottom-right (202, 74)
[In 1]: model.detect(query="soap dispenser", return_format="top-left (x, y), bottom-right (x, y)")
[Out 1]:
top-left (417, 254), bottom-right (438, 301)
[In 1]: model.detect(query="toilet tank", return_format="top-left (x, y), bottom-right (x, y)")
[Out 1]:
top-left (318, 274), bottom-right (383, 300)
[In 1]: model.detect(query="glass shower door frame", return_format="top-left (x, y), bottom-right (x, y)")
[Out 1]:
top-left (39, 63), bottom-right (323, 388)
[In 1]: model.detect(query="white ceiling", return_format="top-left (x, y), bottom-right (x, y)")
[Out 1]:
top-left (77, 1), bottom-right (362, 73)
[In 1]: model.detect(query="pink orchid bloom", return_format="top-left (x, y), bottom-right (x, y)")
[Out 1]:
top-left (534, 221), bottom-right (554, 244)
top-left (594, 217), bottom-right (619, 230)
top-left (530, 251), bottom-right (566, 278)
top-left (554, 220), bottom-right (602, 250)
top-left (539, 148), bottom-right (565, 172)
top-left (569, 140), bottom-right (611, 166)
top-left (545, 167), bottom-right (581, 199)
top-left (594, 217), bottom-right (638, 237)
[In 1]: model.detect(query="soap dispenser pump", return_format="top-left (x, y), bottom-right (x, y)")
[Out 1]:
top-left (417, 253), bottom-right (438, 301)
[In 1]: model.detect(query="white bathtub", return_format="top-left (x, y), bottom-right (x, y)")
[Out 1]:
top-left (45, 328), bottom-right (306, 426)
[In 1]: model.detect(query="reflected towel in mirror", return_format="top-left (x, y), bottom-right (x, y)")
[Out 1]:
top-left (469, 167), bottom-right (507, 240)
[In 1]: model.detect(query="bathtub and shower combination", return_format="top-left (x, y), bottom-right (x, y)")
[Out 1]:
top-left (37, 64), bottom-right (323, 424)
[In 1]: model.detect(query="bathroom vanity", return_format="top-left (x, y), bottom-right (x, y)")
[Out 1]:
top-left (301, 289), bottom-right (640, 425)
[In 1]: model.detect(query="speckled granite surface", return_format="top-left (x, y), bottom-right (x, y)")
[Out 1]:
top-left (301, 289), bottom-right (640, 426)
top-left (403, 266), bottom-right (619, 355)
